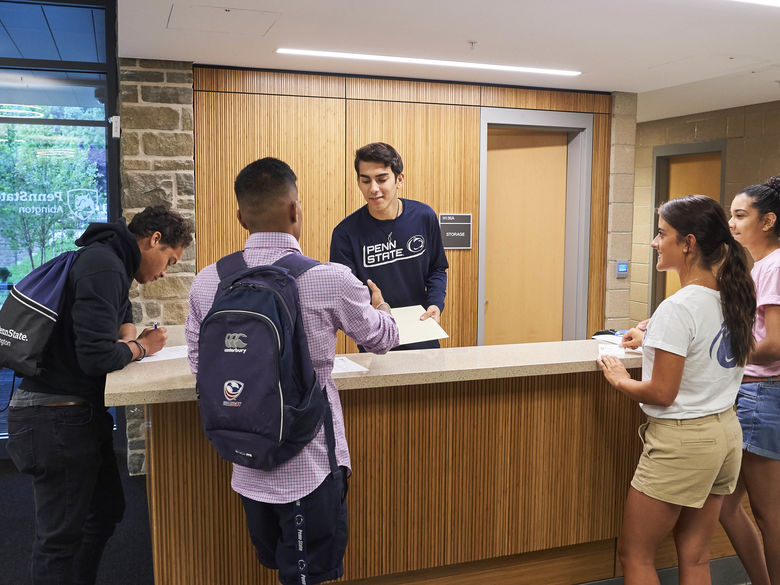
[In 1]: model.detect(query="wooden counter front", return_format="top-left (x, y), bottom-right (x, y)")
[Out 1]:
top-left (108, 333), bottom-right (651, 584)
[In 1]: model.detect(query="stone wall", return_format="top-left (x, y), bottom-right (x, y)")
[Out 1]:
top-left (119, 58), bottom-right (195, 474)
top-left (631, 99), bottom-right (780, 322)
top-left (604, 92), bottom-right (637, 331)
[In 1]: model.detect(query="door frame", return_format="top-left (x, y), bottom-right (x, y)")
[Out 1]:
top-left (649, 140), bottom-right (726, 312)
top-left (478, 108), bottom-right (594, 344)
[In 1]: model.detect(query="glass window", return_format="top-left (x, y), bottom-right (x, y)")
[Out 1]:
top-left (0, 2), bottom-right (106, 63)
top-left (0, 1), bottom-right (116, 421)
top-left (0, 69), bottom-right (108, 297)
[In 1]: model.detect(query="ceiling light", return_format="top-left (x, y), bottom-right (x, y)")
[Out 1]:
top-left (729, 0), bottom-right (780, 6)
top-left (276, 48), bottom-right (581, 77)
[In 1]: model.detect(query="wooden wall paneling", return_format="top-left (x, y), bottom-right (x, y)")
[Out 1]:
top-left (343, 99), bottom-right (481, 351)
top-left (338, 371), bottom-right (642, 580)
top-left (146, 372), bottom-right (642, 584)
top-left (587, 113), bottom-right (611, 335)
top-left (346, 78), bottom-right (481, 105)
top-left (480, 86), bottom-right (611, 114)
top-left (194, 67), bottom-right (346, 98)
top-left (342, 539), bottom-right (617, 585)
top-left (193, 91), bottom-right (346, 270)
top-left (147, 402), bottom-right (274, 585)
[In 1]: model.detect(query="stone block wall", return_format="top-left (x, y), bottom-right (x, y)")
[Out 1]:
top-left (119, 58), bottom-right (195, 474)
top-left (631, 99), bottom-right (780, 322)
top-left (604, 92), bottom-right (638, 331)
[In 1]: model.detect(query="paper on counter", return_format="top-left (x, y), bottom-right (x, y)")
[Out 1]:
top-left (598, 344), bottom-right (626, 358)
top-left (390, 305), bottom-right (449, 346)
top-left (143, 345), bottom-right (188, 362)
top-left (332, 356), bottom-right (368, 374)
top-left (592, 334), bottom-right (642, 353)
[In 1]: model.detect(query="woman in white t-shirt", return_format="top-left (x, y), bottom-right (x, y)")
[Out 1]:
top-left (598, 195), bottom-right (756, 585)
top-left (719, 175), bottom-right (780, 585)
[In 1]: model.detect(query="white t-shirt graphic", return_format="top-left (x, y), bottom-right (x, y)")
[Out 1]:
top-left (641, 285), bottom-right (744, 419)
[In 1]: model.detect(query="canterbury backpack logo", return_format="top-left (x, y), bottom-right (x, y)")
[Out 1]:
top-left (224, 333), bottom-right (247, 353)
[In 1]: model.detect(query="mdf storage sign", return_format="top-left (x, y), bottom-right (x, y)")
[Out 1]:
top-left (439, 213), bottom-right (472, 250)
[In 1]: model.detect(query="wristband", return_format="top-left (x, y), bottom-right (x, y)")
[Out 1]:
top-left (375, 301), bottom-right (390, 312)
top-left (128, 339), bottom-right (147, 361)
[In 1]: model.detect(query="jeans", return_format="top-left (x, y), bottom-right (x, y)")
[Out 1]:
top-left (6, 404), bottom-right (125, 585)
top-left (737, 381), bottom-right (780, 460)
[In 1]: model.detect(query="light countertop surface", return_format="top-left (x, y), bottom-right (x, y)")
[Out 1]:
top-left (105, 325), bottom-right (642, 407)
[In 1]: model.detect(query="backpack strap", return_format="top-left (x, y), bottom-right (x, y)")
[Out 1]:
top-left (215, 251), bottom-right (247, 281)
top-left (322, 397), bottom-right (339, 475)
top-left (276, 252), bottom-right (337, 475)
top-left (273, 253), bottom-right (319, 279)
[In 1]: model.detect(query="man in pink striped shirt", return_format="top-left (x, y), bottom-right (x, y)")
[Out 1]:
top-left (185, 157), bottom-right (398, 585)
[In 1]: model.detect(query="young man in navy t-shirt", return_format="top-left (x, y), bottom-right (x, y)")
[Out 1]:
top-left (330, 142), bottom-right (449, 350)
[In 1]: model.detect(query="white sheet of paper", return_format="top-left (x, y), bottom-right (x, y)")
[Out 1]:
top-left (598, 344), bottom-right (626, 358)
top-left (332, 356), bottom-right (368, 374)
top-left (143, 345), bottom-right (188, 362)
top-left (592, 334), bottom-right (642, 353)
top-left (390, 305), bottom-right (449, 346)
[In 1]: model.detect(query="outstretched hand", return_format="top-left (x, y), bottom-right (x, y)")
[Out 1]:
top-left (420, 305), bottom-right (441, 323)
top-left (367, 279), bottom-right (390, 313)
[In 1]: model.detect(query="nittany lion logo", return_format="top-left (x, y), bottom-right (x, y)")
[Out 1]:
top-left (223, 380), bottom-right (244, 401)
top-left (406, 235), bottom-right (425, 253)
top-left (66, 189), bottom-right (99, 221)
top-left (709, 323), bottom-right (737, 369)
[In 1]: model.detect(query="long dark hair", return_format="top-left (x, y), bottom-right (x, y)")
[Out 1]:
top-left (740, 175), bottom-right (780, 236)
top-left (658, 195), bottom-right (756, 366)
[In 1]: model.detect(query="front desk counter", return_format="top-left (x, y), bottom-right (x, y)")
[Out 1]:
top-left (106, 328), bottom-right (739, 585)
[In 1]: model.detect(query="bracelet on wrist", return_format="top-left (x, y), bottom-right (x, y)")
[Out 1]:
top-left (128, 339), bottom-right (147, 361)
top-left (375, 301), bottom-right (390, 312)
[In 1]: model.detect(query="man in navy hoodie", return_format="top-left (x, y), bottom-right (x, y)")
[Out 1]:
top-left (6, 205), bottom-right (192, 585)
top-left (330, 142), bottom-right (448, 350)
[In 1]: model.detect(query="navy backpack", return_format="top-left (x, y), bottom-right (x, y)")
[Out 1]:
top-left (197, 252), bottom-right (337, 472)
top-left (0, 251), bottom-right (79, 377)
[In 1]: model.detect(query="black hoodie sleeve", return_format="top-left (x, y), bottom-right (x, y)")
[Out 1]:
top-left (70, 263), bottom-right (134, 376)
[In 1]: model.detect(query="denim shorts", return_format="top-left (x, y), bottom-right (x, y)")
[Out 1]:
top-left (737, 381), bottom-right (780, 460)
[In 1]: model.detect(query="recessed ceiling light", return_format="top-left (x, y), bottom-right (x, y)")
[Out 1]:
top-left (276, 48), bottom-right (581, 77)
top-left (729, 0), bottom-right (780, 6)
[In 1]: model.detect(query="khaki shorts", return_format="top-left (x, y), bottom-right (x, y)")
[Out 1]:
top-left (631, 408), bottom-right (742, 508)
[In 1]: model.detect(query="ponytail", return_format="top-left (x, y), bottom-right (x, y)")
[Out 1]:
top-left (716, 236), bottom-right (756, 366)
top-left (659, 195), bottom-right (756, 366)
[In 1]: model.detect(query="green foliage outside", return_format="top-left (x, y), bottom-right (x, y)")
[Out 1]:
top-left (0, 108), bottom-right (107, 282)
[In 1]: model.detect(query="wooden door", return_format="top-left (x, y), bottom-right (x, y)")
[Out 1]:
top-left (662, 152), bottom-right (722, 298)
top-left (484, 127), bottom-right (568, 344)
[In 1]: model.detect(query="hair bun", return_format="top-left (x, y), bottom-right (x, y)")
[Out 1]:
top-left (768, 175), bottom-right (780, 194)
